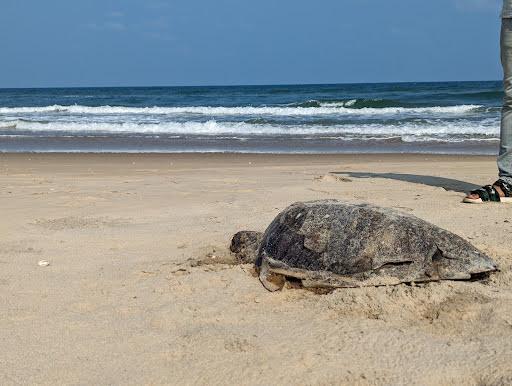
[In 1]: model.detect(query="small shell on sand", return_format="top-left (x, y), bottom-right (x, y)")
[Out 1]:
top-left (38, 260), bottom-right (50, 267)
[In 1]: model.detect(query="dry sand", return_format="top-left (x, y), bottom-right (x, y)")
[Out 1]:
top-left (1, 153), bottom-right (512, 385)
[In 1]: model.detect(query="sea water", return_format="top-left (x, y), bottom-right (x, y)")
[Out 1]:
top-left (0, 81), bottom-right (503, 153)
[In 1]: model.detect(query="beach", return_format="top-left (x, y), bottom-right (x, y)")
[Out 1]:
top-left (1, 152), bottom-right (511, 385)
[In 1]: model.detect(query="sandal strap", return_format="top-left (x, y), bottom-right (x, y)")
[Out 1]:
top-left (494, 180), bottom-right (512, 197)
top-left (470, 185), bottom-right (501, 202)
top-left (485, 185), bottom-right (502, 202)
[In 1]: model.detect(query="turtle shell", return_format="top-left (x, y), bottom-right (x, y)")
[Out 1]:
top-left (257, 200), bottom-right (497, 290)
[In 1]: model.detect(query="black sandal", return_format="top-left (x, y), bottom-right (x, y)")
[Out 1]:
top-left (463, 179), bottom-right (512, 204)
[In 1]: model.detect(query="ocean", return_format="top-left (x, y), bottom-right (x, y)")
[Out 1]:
top-left (0, 81), bottom-right (503, 154)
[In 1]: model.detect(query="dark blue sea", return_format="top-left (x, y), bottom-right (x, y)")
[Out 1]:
top-left (0, 81), bottom-right (503, 153)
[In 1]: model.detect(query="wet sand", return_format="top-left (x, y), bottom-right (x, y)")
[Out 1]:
top-left (1, 153), bottom-right (511, 385)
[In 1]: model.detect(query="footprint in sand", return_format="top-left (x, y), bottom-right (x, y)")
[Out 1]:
top-left (314, 174), bottom-right (353, 183)
top-left (32, 216), bottom-right (131, 231)
top-left (0, 243), bottom-right (42, 255)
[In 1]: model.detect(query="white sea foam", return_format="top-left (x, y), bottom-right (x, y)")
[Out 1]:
top-left (3, 119), bottom-right (499, 140)
top-left (0, 104), bottom-right (483, 117)
top-left (320, 99), bottom-right (358, 107)
top-left (0, 102), bottom-right (498, 145)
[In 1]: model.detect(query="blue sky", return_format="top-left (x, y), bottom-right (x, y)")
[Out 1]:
top-left (0, 0), bottom-right (503, 87)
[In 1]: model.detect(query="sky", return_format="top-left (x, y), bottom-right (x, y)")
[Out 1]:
top-left (0, 0), bottom-right (504, 87)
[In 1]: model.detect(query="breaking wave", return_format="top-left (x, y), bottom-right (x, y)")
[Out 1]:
top-left (0, 119), bottom-right (499, 141)
top-left (0, 103), bottom-right (483, 117)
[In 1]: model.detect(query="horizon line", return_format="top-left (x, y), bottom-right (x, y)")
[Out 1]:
top-left (0, 79), bottom-right (502, 91)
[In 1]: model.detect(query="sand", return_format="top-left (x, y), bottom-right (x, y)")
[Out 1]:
top-left (1, 153), bottom-right (512, 385)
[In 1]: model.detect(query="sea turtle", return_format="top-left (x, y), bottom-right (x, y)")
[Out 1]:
top-left (231, 200), bottom-right (498, 291)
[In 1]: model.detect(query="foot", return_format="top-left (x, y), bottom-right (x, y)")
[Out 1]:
top-left (465, 184), bottom-right (505, 201)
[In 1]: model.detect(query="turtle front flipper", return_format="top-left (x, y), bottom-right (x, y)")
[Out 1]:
top-left (258, 254), bottom-right (286, 292)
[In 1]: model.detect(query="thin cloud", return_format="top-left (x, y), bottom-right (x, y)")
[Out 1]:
top-left (146, 1), bottom-right (170, 10)
top-left (454, 0), bottom-right (500, 12)
top-left (146, 31), bottom-right (177, 41)
top-left (85, 21), bottom-right (127, 32)
top-left (104, 21), bottom-right (126, 31)
top-left (109, 11), bottom-right (125, 18)
top-left (85, 11), bottom-right (127, 32)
